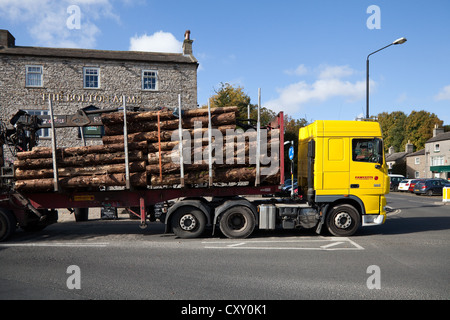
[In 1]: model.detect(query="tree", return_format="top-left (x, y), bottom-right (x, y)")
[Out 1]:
top-left (377, 111), bottom-right (407, 153)
top-left (377, 110), bottom-right (443, 153)
top-left (403, 110), bottom-right (443, 151)
top-left (204, 82), bottom-right (276, 126)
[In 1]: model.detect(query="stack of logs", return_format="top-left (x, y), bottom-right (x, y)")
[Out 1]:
top-left (14, 106), bottom-right (279, 191)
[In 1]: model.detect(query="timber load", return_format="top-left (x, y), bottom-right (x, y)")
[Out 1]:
top-left (13, 106), bottom-right (280, 191)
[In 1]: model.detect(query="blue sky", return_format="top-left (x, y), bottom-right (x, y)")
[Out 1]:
top-left (1, 0), bottom-right (449, 123)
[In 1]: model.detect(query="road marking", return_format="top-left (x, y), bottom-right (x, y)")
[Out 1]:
top-left (202, 237), bottom-right (364, 251)
top-left (0, 242), bottom-right (109, 248)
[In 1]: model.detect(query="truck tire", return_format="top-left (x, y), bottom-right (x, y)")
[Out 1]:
top-left (171, 206), bottom-right (206, 239)
top-left (326, 204), bottom-right (360, 237)
top-left (0, 208), bottom-right (16, 242)
top-left (219, 206), bottom-right (255, 239)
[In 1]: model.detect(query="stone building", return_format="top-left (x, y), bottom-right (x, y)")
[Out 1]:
top-left (0, 29), bottom-right (198, 161)
top-left (386, 141), bottom-right (414, 176)
top-left (406, 149), bottom-right (425, 179)
top-left (424, 125), bottom-right (450, 180)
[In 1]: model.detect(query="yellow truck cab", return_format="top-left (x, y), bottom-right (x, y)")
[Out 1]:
top-left (298, 120), bottom-right (389, 236)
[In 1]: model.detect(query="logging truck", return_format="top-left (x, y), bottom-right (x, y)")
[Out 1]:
top-left (0, 100), bottom-right (389, 241)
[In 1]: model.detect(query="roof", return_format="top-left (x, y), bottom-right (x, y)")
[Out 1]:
top-left (386, 152), bottom-right (408, 162)
top-left (0, 45), bottom-right (198, 65)
top-left (406, 149), bottom-right (425, 157)
top-left (426, 131), bottom-right (450, 143)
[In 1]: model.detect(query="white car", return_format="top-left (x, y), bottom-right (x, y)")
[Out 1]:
top-left (398, 179), bottom-right (413, 191)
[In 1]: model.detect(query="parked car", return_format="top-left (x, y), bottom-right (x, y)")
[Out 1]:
top-left (408, 179), bottom-right (424, 192)
top-left (398, 179), bottom-right (413, 192)
top-left (389, 174), bottom-right (404, 191)
top-left (413, 179), bottom-right (449, 196)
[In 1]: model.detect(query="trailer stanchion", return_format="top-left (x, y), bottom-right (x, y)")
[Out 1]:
top-left (139, 196), bottom-right (147, 229)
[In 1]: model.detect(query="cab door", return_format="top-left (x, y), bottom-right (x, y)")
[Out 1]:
top-left (349, 138), bottom-right (386, 194)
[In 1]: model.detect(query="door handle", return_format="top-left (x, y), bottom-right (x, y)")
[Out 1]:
top-left (350, 184), bottom-right (359, 188)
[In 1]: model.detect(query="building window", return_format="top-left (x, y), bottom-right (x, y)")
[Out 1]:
top-left (434, 143), bottom-right (440, 152)
top-left (415, 157), bottom-right (420, 165)
top-left (431, 156), bottom-right (444, 166)
top-left (142, 70), bottom-right (158, 90)
top-left (84, 67), bottom-right (100, 89)
top-left (25, 110), bottom-right (50, 138)
top-left (415, 171), bottom-right (420, 178)
top-left (26, 65), bottom-right (43, 87)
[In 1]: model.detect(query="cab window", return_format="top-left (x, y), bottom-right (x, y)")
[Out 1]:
top-left (352, 138), bottom-right (382, 163)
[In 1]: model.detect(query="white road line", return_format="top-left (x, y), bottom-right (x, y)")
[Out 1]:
top-left (320, 241), bottom-right (344, 249)
top-left (0, 242), bottom-right (109, 248)
top-left (203, 237), bottom-right (364, 251)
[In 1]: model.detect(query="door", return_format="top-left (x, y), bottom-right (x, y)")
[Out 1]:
top-left (349, 138), bottom-right (385, 193)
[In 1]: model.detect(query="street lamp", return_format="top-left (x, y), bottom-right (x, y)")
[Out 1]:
top-left (366, 37), bottom-right (407, 119)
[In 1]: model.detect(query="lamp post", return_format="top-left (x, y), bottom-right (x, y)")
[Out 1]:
top-left (366, 37), bottom-right (407, 119)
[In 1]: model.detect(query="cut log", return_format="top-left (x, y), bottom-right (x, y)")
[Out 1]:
top-left (15, 172), bottom-right (147, 191)
top-left (16, 141), bottom-right (147, 159)
top-left (150, 167), bottom-right (278, 186)
top-left (101, 106), bottom-right (238, 125)
top-left (14, 151), bottom-right (144, 169)
top-left (102, 125), bottom-right (236, 145)
top-left (103, 112), bottom-right (237, 136)
top-left (15, 161), bottom-right (146, 179)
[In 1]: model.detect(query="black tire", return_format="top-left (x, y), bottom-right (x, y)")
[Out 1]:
top-left (219, 206), bottom-right (255, 239)
top-left (426, 190), bottom-right (433, 196)
top-left (326, 204), bottom-right (360, 237)
top-left (74, 208), bottom-right (89, 222)
top-left (171, 207), bottom-right (206, 239)
top-left (0, 208), bottom-right (16, 242)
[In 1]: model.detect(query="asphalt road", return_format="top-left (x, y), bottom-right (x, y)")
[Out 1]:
top-left (0, 192), bottom-right (449, 302)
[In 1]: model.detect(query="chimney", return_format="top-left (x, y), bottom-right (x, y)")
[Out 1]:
top-left (433, 124), bottom-right (444, 137)
top-left (388, 146), bottom-right (395, 155)
top-left (182, 30), bottom-right (193, 55)
top-left (405, 140), bottom-right (414, 153)
top-left (0, 30), bottom-right (15, 48)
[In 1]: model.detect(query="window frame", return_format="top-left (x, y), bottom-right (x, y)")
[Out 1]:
top-left (351, 138), bottom-right (383, 163)
top-left (25, 65), bottom-right (43, 87)
top-left (141, 69), bottom-right (158, 91)
top-left (83, 67), bottom-right (100, 89)
top-left (415, 157), bottom-right (420, 165)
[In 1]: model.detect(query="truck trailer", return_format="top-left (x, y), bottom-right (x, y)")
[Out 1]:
top-left (0, 100), bottom-right (389, 241)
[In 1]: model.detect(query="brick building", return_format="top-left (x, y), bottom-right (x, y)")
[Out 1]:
top-left (0, 29), bottom-right (198, 162)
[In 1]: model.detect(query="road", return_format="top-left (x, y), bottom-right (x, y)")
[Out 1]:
top-left (0, 192), bottom-right (449, 302)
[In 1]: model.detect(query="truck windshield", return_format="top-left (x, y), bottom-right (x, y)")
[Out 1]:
top-left (352, 138), bottom-right (382, 163)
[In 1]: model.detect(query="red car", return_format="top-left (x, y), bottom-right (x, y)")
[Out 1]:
top-left (408, 179), bottom-right (424, 192)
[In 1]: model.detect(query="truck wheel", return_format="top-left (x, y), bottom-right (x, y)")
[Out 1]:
top-left (0, 208), bottom-right (16, 242)
top-left (326, 204), bottom-right (360, 237)
top-left (171, 207), bottom-right (206, 239)
top-left (219, 206), bottom-right (255, 239)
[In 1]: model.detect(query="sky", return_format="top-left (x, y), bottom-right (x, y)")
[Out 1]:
top-left (1, 0), bottom-right (449, 124)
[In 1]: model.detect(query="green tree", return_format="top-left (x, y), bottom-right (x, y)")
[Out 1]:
top-left (377, 110), bottom-right (443, 153)
top-left (403, 110), bottom-right (443, 151)
top-left (377, 111), bottom-right (407, 153)
top-left (204, 82), bottom-right (276, 126)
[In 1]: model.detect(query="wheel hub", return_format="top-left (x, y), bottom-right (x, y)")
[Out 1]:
top-left (179, 214), bottom-right (196, 231)
top-left (334, 212), bottom-right (352, 229)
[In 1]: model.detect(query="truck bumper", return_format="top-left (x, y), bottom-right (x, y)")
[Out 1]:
top-left (362, 214), bottom-right (385, 226)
